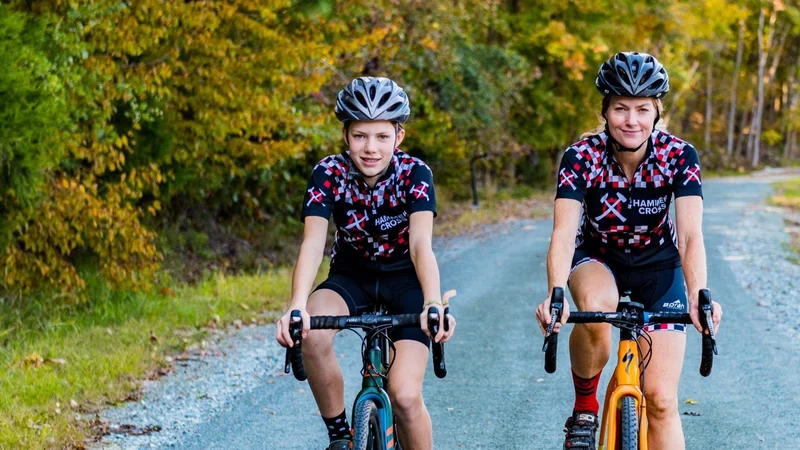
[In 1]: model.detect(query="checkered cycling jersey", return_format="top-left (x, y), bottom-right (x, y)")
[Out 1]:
top-left (556, 130), bottom-right (703, 269)
top-left (301, 149), bottom-right (437, 272)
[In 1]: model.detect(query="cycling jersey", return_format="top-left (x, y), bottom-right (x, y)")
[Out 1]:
top-left (556, 130), bottom-right (703, 269)
top-left (301, 148), bottom-right (437, 272)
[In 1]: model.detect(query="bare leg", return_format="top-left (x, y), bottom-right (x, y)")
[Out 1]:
top-left (639, 331), bottom-right (687, 450)
top-left (303, 289), bottom-right (350, 417)
top-left (387, 340), bottom-right (431, 450)
top-left (568, 262), bottom-right (618, 379)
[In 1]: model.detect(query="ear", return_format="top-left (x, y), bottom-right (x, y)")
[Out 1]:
top-left (394, 127), bottom-right (406, 148)
top-left (342, 126), bottom-right (349, 146)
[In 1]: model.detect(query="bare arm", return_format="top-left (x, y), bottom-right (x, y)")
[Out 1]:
top-left (409, 211), bottom-right (455, 343)
top-left (276, 216), bottom-right (328, 347)
top-left (675, 195), bottom-right (716, 333)
top-left (289, 216), bottom-right (329, 309)
top-left (536, 198), bottom-right (583, 334)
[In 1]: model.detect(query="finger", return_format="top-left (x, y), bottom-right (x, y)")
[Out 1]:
top-left (442, 289), bottom-right (457, 304)
top-left (301, 311), bottom-right (311, 339)
top-left (420, 312), bottom-right (431, 338)
top-left (434, 306), bottom-right (445, 343)
top-left (281, 322), bottom-right (294, 348)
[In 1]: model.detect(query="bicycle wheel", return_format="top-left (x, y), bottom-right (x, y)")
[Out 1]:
top-left (353, 399), bottom-right (385, 450)
top-left (619, 395), bottom-right (639, 450)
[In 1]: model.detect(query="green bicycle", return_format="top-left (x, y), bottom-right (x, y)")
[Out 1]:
top-left (285, 306), bottom-right (449, 450)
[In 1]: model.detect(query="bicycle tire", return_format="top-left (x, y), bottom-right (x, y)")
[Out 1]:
top-left (353, 399), bottom-right (385, 450)
top-left (620, 395), bottom-right (639, 450)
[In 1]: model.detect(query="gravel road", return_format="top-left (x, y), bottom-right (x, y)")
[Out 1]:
top-left (96, 174), bottom-right (800, 449)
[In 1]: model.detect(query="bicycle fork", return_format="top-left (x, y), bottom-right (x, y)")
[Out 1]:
top-left (598, 328), bottom-right (647, 450)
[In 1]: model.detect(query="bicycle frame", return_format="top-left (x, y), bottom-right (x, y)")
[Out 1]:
top-left (598, 325), bottom-right (647, 450)
top-left (543, 287), bottom-right (716, 450)
top-left (351, 327), bottom-right (398, 449)
top-left (285, 307), bottom-right (448, 450)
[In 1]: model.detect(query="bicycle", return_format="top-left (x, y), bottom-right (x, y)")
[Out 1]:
top-left (284, 306), bottom-right (450, 450)
top-left (542, 287), bottom-right (718, 450)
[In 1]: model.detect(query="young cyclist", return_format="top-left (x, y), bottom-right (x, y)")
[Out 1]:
top-left (534, 52), bottom-right (723, 450)
top-left (275, 76), bottom-right (456, 450)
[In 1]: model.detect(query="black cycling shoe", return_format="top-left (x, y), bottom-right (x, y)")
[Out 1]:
top-left (563, 411), bottom-right (598, 449)
top-left (326, 439), bottom-right (350, 450)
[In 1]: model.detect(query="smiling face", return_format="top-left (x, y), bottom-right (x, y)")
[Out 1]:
top-left (605, 96), bottom-right (659, 150)
top-left (343, 121), bottom-right (404, 184)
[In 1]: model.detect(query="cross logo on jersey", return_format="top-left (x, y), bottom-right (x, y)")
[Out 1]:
top-left (683, 164), bottom-right (701, 185)
top-left (559, 168), bottom-right (578, 191)
top-left (411, 181), bottom-right (430, 200)
top-left (345, 210), bottom-right (369, 232)
top-left (596, 192), bottom-right (628, 222)
top-left (306, 187), bottom-right (326, 206)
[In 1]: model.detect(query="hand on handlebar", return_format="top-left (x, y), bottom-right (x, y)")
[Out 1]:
top-left (688, 296), bottom-right (723, 335)
top-left (421, 289), bottom-right (457, 344)
top-left (536, 294), bottom-right (571, 336)
top-left (275, 307), bottom-right (310, 348)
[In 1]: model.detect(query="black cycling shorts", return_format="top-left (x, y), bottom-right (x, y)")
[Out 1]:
top-left (313, 268), bottom-right (429, 346)
top-left (570, 248), bottom-right (688, 333)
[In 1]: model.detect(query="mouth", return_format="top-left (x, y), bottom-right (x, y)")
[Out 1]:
top-left (360, 156), bottom-right (381, 167)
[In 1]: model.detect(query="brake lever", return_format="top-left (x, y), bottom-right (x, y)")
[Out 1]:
top-left (283, 310), bottom-right (302, 374)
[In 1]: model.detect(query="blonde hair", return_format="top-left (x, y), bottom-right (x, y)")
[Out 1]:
top-left (581, 96), bottom-right (663, 139)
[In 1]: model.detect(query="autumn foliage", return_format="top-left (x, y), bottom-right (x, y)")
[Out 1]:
top-left (1, 0), bottom-right (798, 298)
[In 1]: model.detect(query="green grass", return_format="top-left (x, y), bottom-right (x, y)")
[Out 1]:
top-left (0, 184), bottom-right (555, 448)
top-left (0, 265), bottom-right (316, 449)
top-left (770, 177), bottom-right (800, 261)
top-left (769, 177), bottom-right (800, 209)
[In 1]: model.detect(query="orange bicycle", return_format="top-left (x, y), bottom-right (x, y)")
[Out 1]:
top-left (542, 287), bottom-right (718, 450)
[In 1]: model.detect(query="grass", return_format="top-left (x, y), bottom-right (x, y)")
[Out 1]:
top-left (0, 266), bottom-right (314, 449)
top-left (436, 185), bottom-right (553, 236)
top-left (769, 177), bottom-right (800, 260)
top-left (769, 177), bottom-right (800, 210)
top-left (0, 184), bottom-right (553, 449)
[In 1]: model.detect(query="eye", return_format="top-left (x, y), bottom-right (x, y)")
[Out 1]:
top-left (352, 133), bottom-right (365, 139)
top-left (378, 134), bottom-right (391, 140)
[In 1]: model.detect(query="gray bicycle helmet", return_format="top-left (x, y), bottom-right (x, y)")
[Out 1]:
top-left (596, 52), bottom-right (669, 98)
top-left (335, 77), bottom-right (410, 123)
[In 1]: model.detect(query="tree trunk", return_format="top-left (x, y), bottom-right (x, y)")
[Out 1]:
top-left (727, 19), bottom-right (745, 155)
top-left (705, 60), bottom-right (713, 153)
top-left (752, 7), bottom-right (770, 167)
top-left (737, 104), bottom-right (751, 159)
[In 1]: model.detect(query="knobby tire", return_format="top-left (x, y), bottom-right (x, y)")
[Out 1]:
top-left (353, 400), bottom-right (385, 450)
top-left (620, 395), bottom-right (639, 450)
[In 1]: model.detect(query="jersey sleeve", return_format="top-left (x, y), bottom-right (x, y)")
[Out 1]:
top-left (555, 146), bottom-right (589, 201)
top-left (673, 143), bottom-right (703, 198)
top-left (300, 162), bottom-right (335, 222)
top-left (406, 163), bottom-right (437, 216)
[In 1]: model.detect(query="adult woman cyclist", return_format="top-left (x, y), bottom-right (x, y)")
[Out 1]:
top-left (534, 52), bottom-right (722, 450)
top-left (275, 77), bottom-right (456, 450)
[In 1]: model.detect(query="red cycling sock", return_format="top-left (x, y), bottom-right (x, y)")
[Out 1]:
top-left (572, 369), bottom-right (601, 415)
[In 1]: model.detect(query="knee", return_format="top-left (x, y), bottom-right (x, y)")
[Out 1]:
top-left (388, 385), bottom-right (424, 419)
top-left (645, 386), bottom-right (679, 421)
top-left (302, 330), bottom-right (334, 358)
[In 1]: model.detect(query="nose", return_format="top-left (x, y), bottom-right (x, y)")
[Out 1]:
top-left (625, 110), bottom-right (638, 126)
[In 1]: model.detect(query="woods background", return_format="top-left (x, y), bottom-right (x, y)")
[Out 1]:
top-left (1, 0), bottom-right (798, 300)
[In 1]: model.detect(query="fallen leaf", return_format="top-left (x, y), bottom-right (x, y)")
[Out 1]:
top-left (239, 303), bottom-right (250, 311)
top-left (536, 378), bottom-right (545, 382)
top-left (46, 358), bottom-right (67, 366)
top-left (70, 399), bottom-right (79, 408)
top-left (447, 407), bottom-right (454, 411)
top-left (22, 353), bottom-right (44, 368)
top-left (684, 398), bottom-right (698, 405)
top-left (233, 319), bottom-right (243, 329)
top-left (150, 331), bottom-right (159, 344)
top-left (683, 411), bottom-right (701, 416)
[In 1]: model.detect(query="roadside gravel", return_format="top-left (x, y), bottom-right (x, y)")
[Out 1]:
top-left (93, 175), bottom-right (800, 449)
